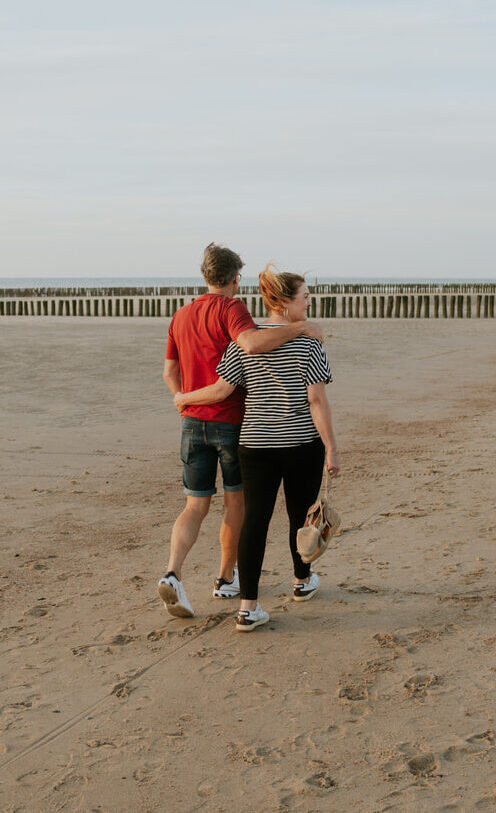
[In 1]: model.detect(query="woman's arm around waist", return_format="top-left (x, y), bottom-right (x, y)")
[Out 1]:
top-left (174, 377), bottom-right (235, 412)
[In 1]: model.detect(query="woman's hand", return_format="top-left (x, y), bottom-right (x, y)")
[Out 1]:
top-left (174, 392), bottom-right (188, 413)
top-left (326, 446), bottom-right (340, 477)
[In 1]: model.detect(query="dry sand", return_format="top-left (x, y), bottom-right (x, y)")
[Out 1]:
top-left (1, 316), bottom-right (496, 812)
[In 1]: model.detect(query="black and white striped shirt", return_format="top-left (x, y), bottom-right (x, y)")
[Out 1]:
top-left (216, 325), bottom-right (333, 448)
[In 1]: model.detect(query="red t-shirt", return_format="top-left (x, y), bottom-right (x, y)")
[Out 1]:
top-left (165, 294), bottom-right (256, 424)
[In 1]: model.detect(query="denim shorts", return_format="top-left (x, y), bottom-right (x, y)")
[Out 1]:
top-left (180, 416), bottom-right (243, 497)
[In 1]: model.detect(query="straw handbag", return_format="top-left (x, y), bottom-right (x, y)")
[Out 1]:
top-left (296, 469), bottom-right (341, 564)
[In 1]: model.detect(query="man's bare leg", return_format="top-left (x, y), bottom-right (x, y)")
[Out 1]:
top-left (166, 495), bottom-right (211, 580)
top-left (219, 490), bottom-right (244, 581)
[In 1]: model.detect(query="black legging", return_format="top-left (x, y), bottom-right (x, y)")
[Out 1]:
top-left (237, 438), bottom-right (325, 600)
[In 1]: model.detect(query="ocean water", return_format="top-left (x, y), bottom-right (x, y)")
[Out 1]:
top-left (1, 276), bottom-right (493, 290)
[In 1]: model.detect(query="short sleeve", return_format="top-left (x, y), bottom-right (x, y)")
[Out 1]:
top-left (225, 299), bottom-right (256, 341)
top-left (165, 315), bottom-right (178, 359)
top-left (216, 342), bottom-right (245, 387)
top-left (305, 340), bottom-right (333, 385)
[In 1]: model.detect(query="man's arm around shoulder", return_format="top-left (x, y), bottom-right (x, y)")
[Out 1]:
top-left (236, 320), bottom-right (324, 355)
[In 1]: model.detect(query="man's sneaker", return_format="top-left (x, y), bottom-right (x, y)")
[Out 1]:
top-left (293, 571), bottom-right (320, 602)
top-left (213, 568), bottom-right (240, 598)
top-left (235, 603), bottom-right (269, 632)
top-left (158, 573), bottom-right (194, 618)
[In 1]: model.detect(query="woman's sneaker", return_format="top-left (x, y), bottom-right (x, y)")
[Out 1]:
top-left (158, 572), bottom-right (194, 618)
top-left (235, 603), bottom-right (269, 632)
top-left (293, 571), bottom-right (320, 602)
top-left (213, 568), bottom-right (240, 598)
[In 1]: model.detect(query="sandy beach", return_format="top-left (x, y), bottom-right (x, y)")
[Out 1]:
top-left (1, 316), bottom-right (496, 812)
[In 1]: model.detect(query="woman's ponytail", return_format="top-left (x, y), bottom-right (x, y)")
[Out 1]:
top-left (259, 263), bottom-right (305, 313)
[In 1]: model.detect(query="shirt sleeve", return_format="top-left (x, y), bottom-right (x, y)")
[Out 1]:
top-left (165, 316), bottom-right (179, 360)
top-left (216, 342), bottom-right (246, 387)
top-left (305, 340), bottom-right (333, 385)
top-left (225, 299), bottom-right (256, 342)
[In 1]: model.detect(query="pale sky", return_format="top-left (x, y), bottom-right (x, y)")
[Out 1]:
top-left (1, 0), bottom-right (495, 279)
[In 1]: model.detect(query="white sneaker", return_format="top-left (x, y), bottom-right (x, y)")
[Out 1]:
top-left (293, 571), bottom-right (320, 602)
top-left (213, 568), bottom-right (240, 598)
top-left (158, 573), bottom-right (194, 618)
top-left (235, 603), bottom-right (269, 632)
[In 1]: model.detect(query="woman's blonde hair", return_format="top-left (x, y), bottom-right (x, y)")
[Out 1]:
top-left (259, 264), bottom-right (305, 313)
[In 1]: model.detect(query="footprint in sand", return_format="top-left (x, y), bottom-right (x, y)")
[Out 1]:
top-left (86, 739), bottom-right (115, 749)
top-left (132, 764), bottom-right (156, 784)
top-left (110, 633), bottom-right (134, 645)
top-left (197, 779), bottom-right (220, 798)
top-left (462, 568), bottom-right (486, 584)
top-left (111, 681), bottom-right (134, 699)
top-left (9, 697), bottom-right (35, 714)
top-left (339, 581), bottom-right (382, 594)
top-left (71, 633), bottom-right (135, 655)
top-left (126, 575), bottom-right (145, 589)
top-left (0, 624), bottom-right (23, 642)
top-left (442, 730), bottom-right (495, 763)
top-left (26, 606), bottom-right (48, 617)
top-left (404, 673), bottom-right (441, 698)
top-left (227, 742), bottom-right (279, 765)
top-left (305, 770), bottom-right (337, 789)
top-left (338, 685), bottom-right (368, 701)
top-left (51, 770), bottom-right (88, 792)
top-left (441, 744), bottom-right (477, 763)
top-left (191, 646), bottom-right (217, 658)
top-left (381, 754), bottom-right (409, 781)
top-left (283, 766), bottom-right (337, 801)
top-left (373, 632), bottom-right (407, 649)
top-left (474, 796), bottom-right (496, 810)
top-left (407, 752), bottom-right (438, 777)
top-left (146, 628), bottom-right (171, 642)
top-left (119, 540), bottom-right (144, 550)
top-left (177, 611), bottom-right (231, 638)
top-left (291, 732), bottom-right (318, 751)
top-left (466, 730), bottom-right (495, 746)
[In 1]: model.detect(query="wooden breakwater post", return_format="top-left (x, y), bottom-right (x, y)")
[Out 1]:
top-left (0, 285), bottom-right (495, 319)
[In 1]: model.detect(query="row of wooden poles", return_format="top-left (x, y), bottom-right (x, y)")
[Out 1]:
top-left (3, 283), bottom-right (496, 297)
top-left (1, 293), bottom-right (495, 318)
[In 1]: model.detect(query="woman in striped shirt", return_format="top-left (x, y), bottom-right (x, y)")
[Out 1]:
top-left (175, 267), bottom-right (339, 631)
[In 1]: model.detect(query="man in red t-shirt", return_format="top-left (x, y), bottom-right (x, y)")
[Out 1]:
top-left (158, 243), bottom-right (323, 618)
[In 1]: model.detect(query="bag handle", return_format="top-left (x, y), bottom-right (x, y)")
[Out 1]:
top-left (323, 467), bottom-right (329, 501)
